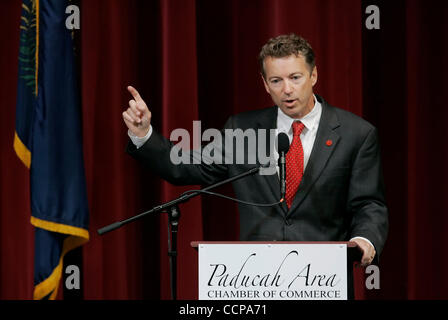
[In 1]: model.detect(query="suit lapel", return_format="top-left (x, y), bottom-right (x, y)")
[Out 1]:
top-left (287, 98), bottom-right (341, 215)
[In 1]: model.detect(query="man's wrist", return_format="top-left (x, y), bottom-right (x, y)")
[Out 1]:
top-left (128, 125), bottom-right (152, 149)
top-left (350, 236), bottom-right (375, 250)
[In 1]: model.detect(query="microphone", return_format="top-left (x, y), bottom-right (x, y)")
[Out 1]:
top-left (277, 132), bottom-right (290, 201)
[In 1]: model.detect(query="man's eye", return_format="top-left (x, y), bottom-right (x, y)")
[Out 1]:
top-left (292, 76), bottom-right (301, 80)
top-left (271, 79), bottom-right (280, 84)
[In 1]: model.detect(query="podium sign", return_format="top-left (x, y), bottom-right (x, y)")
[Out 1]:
top-left (198, 243), bottom-right (348, 300)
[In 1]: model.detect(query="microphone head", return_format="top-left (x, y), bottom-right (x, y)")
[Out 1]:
top-left (277, 132), bottom-right (290, 154)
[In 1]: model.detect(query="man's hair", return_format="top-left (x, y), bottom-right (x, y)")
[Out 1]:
top-left (258, 33), bottom-right (316, 79)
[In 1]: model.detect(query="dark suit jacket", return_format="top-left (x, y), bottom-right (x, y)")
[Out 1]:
top-left (127, 95), bottom-right (389, 256)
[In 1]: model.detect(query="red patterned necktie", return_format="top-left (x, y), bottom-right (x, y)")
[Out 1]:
top-left (285, 121), bottom-right (305, 209)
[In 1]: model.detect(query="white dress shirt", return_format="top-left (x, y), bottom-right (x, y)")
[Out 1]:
top-left (129, 125), bottom-right (153, 148)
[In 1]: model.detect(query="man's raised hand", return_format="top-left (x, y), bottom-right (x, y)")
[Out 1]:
top-left (122, 86), bottom-right (152, 137)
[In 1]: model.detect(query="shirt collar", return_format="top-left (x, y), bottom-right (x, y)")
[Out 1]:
top-left (277, 94), bottom-right (322, 134)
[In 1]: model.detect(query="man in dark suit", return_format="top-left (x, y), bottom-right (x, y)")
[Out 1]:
top-left (122, 34), bottom-right (388, 268)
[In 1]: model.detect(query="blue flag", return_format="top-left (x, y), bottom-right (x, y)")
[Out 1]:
top-left (14, 0), bottom-right (89, 300)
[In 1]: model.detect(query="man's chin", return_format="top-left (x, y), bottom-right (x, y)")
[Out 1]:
top-left (280, 105), bottom-right (302, 119)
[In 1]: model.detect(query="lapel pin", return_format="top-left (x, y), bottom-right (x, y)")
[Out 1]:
top-left (326, 139), bottom-right (333, 146)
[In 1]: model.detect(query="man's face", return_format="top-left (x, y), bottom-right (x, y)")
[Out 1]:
top-left (262, 54), bottom-right (317, 119)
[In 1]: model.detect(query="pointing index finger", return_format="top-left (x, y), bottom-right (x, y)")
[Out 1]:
top-left (127, 86), bottom-right (143, 102)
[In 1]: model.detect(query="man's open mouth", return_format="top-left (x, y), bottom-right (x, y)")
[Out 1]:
top-left (283, 99), bottom-right (297, 106)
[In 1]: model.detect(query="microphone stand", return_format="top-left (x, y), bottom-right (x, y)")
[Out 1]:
top-left (97, 165), bottom-right (266, 300)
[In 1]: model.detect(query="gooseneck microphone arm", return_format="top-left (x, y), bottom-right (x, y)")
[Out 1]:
top-left (277, 132), bottom-right (291, 201)
top-left (97, 165), bottom-right (264, 236)
top-left (279, 151), bottom-right (286, 199)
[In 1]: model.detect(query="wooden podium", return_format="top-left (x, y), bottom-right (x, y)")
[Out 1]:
top-left (191, 241), bottom-right (363, 300)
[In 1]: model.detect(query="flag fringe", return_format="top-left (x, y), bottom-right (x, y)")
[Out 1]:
top-left (13, 131), bottom-right (31, 168)
top-left (31, 216), bottom-right (89, 300)
top-left (32, 234), bottom-right (88, 300)
top-left (31, 216), bottom-right (89, 239)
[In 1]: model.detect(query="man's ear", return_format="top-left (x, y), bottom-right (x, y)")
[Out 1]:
top-left (311, 66), bottom-right (318, 87)
top-left (261, 73), bottom-right (270, 94)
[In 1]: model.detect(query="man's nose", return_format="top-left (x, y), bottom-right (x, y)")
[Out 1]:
top-left (283, 80), bottom-right (293, 94)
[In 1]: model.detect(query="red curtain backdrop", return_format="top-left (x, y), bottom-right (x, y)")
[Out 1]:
top-left (1, 0), bottom-right (447, 299)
